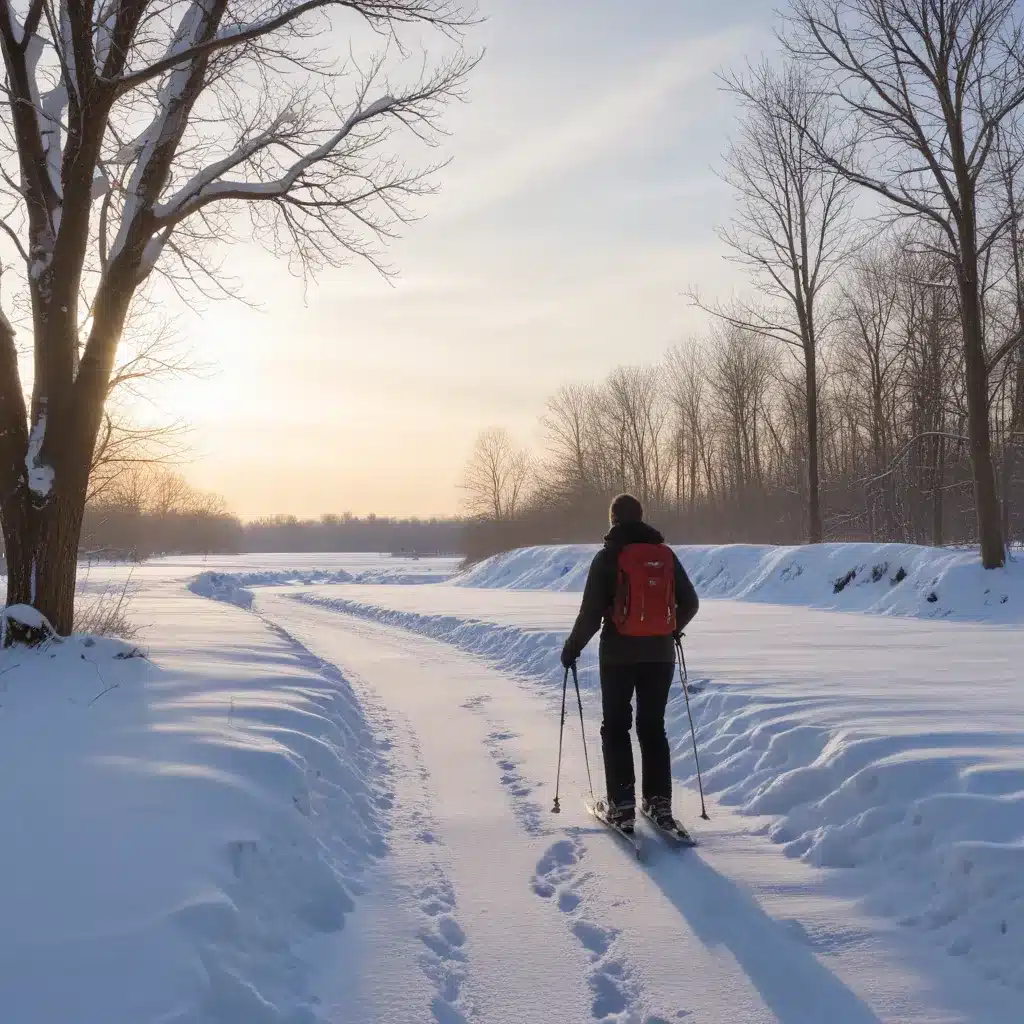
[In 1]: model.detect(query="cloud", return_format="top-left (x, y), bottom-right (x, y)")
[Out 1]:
top-left (438, 26), bottom-right (752, 217)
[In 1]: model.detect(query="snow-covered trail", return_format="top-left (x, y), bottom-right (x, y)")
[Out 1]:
top-left (253, 592), bottom-right (1003, 1024)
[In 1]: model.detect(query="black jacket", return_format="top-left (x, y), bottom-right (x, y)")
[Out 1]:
top-left (562, 521), bottom-right (699, 666)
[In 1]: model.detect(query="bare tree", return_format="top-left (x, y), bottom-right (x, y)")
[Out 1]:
top-left (665, 340), bottom-right (713, 508)
top-left (709, 326), bottom-right (779, 495)
top-left (541, 383), bottom-right (598, 501)
top-left (0, 0), bottom-right (477, 638)
top-left (462, 428), bottom-right (532, 522)
top-left (603, 365), bottom-right (673, 509)
top-left (695, 59), bottom-right (855, 542)
top-left (783, 0), bottom-right (1024, 567)
top-left (989, 125), bottom-right (1024, 544)
top-left (837, 240), bottom-right (906, 475)
top-left (88, 300), bottom-right (200, 501)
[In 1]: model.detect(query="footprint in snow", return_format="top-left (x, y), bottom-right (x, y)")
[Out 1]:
top-left (412, 873), bottom-right (473, 1021)
top-left (533, 839), bottom-right (580, 898)
top-left (572, 919), bottom-right (618, 959)
top-left (419, 923), bottom-right (467, 963)
top-left (531, 838), bottom-right (643, 1022)
top-left (439, 915), bottom-right (467, 948)
top-left (483, 732), bottom-right (543, 835)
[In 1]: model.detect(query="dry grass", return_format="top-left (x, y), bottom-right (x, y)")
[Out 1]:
top-left (73, 575), bottom-right (141, 641)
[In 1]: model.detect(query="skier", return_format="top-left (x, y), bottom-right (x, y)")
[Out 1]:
top-left (560, 494), bottom-right (699, 835)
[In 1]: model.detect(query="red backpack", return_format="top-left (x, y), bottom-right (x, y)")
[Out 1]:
top-left (611, 543), bottom-right (677, 637)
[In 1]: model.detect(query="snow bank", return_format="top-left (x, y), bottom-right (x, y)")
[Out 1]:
top-left (0, 598), bottom-right (390, 1023)
top-left (287, 590), bottom-right (1024, 992)
top-left (457, 542), bottom-right (1024, 622)
top-left (188, 566), bottom-right (453, 609)
top-left (188, 569), bottom-right (356, 609)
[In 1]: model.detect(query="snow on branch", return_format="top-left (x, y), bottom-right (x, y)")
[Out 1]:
top-left (155, 93), bottom-right (402, 221)
top-left (25, 402), bottom-right (54, 496)
top-left (106, 0), bottom-right (227, 264)
top-left (119, 47), bottom-right (475, 282)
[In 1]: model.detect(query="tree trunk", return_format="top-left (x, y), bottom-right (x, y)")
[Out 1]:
top-left (0, 297), bottom-right (127, 643)
top-left (1001, 438), bottom-right (1012, 547)
top-left (2, 490), bottom-right (84, 639)
top-left (1002, 345), bottom-right (1024, 549)
top-left (960, 275), bottom-right (1005, 567)
top-left (932, 433), bottom-right (944, 548)
top-left (805, 350), bottom-right (823, 543)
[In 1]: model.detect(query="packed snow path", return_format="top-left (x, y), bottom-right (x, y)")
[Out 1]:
top-left (254, 591), bottom-right (1019, 1023)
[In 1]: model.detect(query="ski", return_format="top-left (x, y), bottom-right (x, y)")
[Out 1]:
top-left (584, 798), bottom-right (642, 858)
top-left (639, 803), bottom-right (698, 847)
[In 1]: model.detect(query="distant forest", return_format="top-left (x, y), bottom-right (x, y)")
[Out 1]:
top-left (244, 515), bottom-right (463, 555)
top-left (0, 466), bottom-right (467, 562)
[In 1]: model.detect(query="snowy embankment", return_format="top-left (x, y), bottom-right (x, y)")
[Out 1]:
top-left (183, 537), bottom-right (1024, 995)
top-left (457, 540), bottom-right (1024, 622)
top-left (188, 565), bottom-right (453, 609)
top-left (0, 592), bottom-right (391, 1023)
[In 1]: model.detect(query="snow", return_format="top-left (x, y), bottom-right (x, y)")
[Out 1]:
top-left (2, 602), bottom-right (50, 629)
top-left (2, 4), bottom-right (25, 46)
top-left (107, 0), bottom-right (215, 264)
top-left (456, 540), bottom-right (1024, 622)
top-left (25, 408), bottom-right (54, 497)
top-left (4, 544), bottom-right (1024, 1022)
top-left (0, 602), bottom-right (57, 642)
top-left (188, 565), bottom-right (455, 608)
top-left (0, 589), bottom-right (388, 1023)
top-left (277, 585), bottom-right (1024, 1000)
top-left (58, 2), bottom-right (79, 99)
top-left (94, 1), bottom-right (119, 70)
top-left (162, 92), bottom-right (402, 218)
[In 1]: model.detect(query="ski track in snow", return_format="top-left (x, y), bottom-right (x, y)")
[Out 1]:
top-left (461, 694), bottom-right (543, 836)
top-left (254, 595), bottom-right (601, 1023)
top-left (257, 616), bottom-right (474, 1024)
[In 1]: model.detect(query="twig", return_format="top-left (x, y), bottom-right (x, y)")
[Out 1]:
top-left (88, 680), bottom-right (121, 705)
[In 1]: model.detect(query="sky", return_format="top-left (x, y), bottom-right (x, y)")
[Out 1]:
top-left (149, 0), bottom-right (777, 519)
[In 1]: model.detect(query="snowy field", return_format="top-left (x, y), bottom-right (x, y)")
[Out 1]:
top-left (2, 544), bottom-right (1023, 1022)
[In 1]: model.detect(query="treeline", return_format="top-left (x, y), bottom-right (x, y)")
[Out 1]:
top-left (463, 3), bottom-right (1024, 567)
top-left (82, 466), bottom-right (243, 559)
top-left (79, 469), bottom-right (465, 558)
top-left (243, 514), bottom-right (462, 554)
top-left (463, 251), bottom-right (1017, 559)
top-left (70, 468), bottom-right (470, 561)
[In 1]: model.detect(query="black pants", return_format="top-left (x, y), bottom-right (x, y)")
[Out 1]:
top-left (599, 661), bottom-right (674, 809)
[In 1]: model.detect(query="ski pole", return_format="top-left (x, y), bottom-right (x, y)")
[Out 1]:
top-left (552, 665), bottom-right (570, 813)
top-left (676, 637), bottom-right (709, 820)
top-left (571, 662), bottom-right (596, 802)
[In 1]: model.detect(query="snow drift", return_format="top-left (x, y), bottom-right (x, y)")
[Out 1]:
top-left (457, 541), bottom-right (1024, 623)
top-left (189, 566), bottom-right (453, 609)
top-left (0, 599), bottom-right (390, 1023)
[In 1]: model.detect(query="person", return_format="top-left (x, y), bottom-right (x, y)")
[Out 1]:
top-left (560, 494), bottom-right (699, 834)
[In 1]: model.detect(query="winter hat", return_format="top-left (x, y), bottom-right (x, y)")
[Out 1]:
top-left (609, 493), bottom-right (644, 526)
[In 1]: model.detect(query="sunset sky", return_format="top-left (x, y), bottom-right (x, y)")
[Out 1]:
top-left (152, 0), bottom-right (774, 519)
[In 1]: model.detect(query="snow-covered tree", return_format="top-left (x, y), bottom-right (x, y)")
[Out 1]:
top-left (0, 0), bottom-right (476, 640)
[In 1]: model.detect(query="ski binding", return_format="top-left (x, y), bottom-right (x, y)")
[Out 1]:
top-left (640, 803), bottom-right (698, 847)
top-left (584, 798), bottom-right (642, 858)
